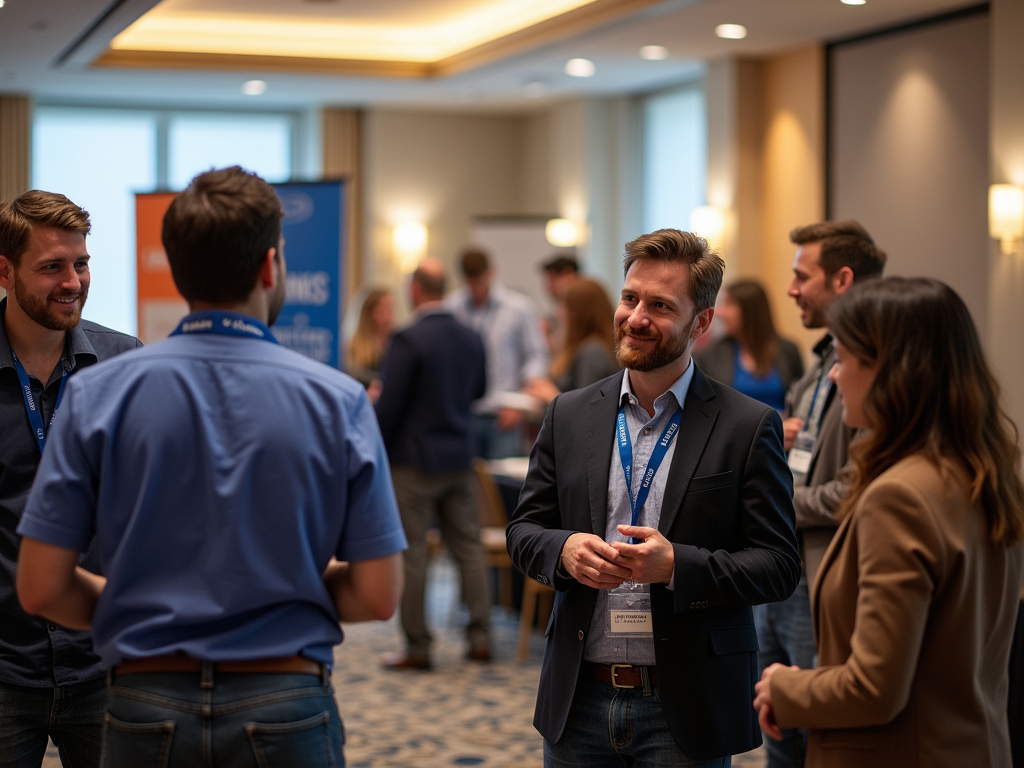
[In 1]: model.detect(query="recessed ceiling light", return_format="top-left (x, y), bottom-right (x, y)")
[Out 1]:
top-left (0, 2), bottom-right (6, 9)
top-left (524, 81), bottom-right (548, 98)
top-left (241, 79), bottom-right (267, 96)
top-left (715, 24), bottom-right (748, 40)
top-left (565, 58), bottom-right (595, 77)
top-left (841, 0), bottom-right (866, 4)
top-left (639, 45), bottom-right (668, 61)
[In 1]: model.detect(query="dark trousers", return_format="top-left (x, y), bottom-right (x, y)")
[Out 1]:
top-left (0, 676), bottom-right (107, 768)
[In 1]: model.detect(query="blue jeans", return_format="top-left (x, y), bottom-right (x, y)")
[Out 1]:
top-left (102, 666), bottom-right (344, 768)
top-left (544, 674), bottom-right (731, 768)
top-left (754, 577), bottom-right (816, 768)
top-left (0, 676), bottom-right (107, 768)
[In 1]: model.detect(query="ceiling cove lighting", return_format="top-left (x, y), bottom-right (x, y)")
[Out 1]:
top-left (715, 24), bottom-right (747, 40)
top-left (565, 58), bottom-right (595, 77)
top-left (841, 0), bottom-right (867, 5)
top-left (111, 0), bottom-right (603, 63)
top-left (639, 45), bottom-right (668, 60)
top-left (240, 79), bottom-right (267, 95)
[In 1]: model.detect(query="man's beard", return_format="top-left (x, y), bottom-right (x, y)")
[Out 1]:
top-left (13, 274), bottom-right (87, 331)
top-left (614, 315), bottom-right (693, 372)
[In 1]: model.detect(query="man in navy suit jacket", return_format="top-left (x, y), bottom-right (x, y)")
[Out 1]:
top-left (375, 258), bottom-right (490, 668)
top-left (507, 230), bottom-right (799, 765)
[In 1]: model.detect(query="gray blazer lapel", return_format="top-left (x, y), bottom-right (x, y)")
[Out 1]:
top-left (587, 371), bottom-right (624, 536)
top-left (658, 367), bottom-right (719, 536)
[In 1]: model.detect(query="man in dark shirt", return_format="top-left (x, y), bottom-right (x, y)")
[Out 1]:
top-left (375, 258), bottom-right (490, 667)
top-left (0, 191), bottom-right (140, 768)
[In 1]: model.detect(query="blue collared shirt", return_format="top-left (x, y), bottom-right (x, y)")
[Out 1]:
top-left (0, 298), bottom-right (141, 687)
top-left (18, 325), bottom-right (407, 668)
top-left (584, 361), bottom-right (695, 665)
top-left (446, 283), bottom-right (548, 414)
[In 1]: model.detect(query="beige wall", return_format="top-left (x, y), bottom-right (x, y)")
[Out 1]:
top-left (830, 12), bottom-right (990, 341)
top-left (989, 0), bottom-right (1024, 432)
top-left (759, 46), bottom-right (826, 354)
top-left (362, 109), bottom-right (529, 298)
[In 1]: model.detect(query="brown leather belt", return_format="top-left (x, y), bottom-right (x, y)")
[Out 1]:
top-left (114, 655), bottom-right (322, 676)
top-left (585, 662), bottom-right (658, 689)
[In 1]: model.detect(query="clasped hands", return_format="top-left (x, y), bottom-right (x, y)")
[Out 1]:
top-left (560, 525), bottom-right (674, 589)
top-left (753, 662), bottom-right (799, 740)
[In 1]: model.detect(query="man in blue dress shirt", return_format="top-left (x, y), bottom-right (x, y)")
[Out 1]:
top-left (14, 166), bottom-right (407, 768)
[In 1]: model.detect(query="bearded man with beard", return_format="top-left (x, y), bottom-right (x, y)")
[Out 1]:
top-left (0, 190), bottom-right (141, 768)
top-left (507, 228), bottom-right (799, 767)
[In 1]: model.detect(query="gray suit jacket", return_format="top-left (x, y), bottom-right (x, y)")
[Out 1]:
top-left (784, 335), bottom-right (858, 585)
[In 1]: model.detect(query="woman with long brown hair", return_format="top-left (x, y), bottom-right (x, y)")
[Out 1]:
top-left (694, 279), bottom-right (803, 410)
top-left (754, 277), bottom-right (1024, 767)
top-left (525, 277), bottom-right (618, 403)
top-left (346, 287), bottom-right (394, 389)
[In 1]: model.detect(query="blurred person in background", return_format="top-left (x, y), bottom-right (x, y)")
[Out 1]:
top-left (754, 277), bottom-right (1024, 768)
top-left (539, 254), bottom-right (581, 354)
top-left (346, 287), bottom-right (394, 390)
top-left (694, 279), bottom-right (803, 412)
top-left (525, 277), bottom-right (619, 405)
top-left (447, 249), bottom-right (547, 459)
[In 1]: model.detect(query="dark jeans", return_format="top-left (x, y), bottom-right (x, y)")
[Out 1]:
top-left (754, 577), bottom-right (815, 768)
top-left (0, 676), bottom-right (107, 768)
top-left (102, 666), bottom-right (344, 768)
top-left (544, 674), bottom-right (731, 768)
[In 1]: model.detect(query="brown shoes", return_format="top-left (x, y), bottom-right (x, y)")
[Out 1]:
top-left (380, 652), bottom-right (431, 670)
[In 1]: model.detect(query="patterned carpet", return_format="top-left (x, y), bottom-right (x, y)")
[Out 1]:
top-left (44, 556), bottom-right (767, 767)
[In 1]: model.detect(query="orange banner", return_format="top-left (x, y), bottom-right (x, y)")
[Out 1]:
top-left (135, 193), bottom-right (187, 345)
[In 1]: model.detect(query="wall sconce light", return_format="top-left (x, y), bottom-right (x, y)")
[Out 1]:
top-left (689, 205), bottom-right (727, 252)
top-left (545, 218), bottom-right (579, 248)
top-left (392, 222), bottom-right (428, 273)
top-left (989, 184), bottom-right (1024, 255)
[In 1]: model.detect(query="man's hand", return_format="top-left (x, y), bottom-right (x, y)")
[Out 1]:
top-left (496, 406), bottom-right (524, 431)
top-left (560, 533), bottom-right (632, 589)
top-left (782, 417), bottom-right (804, 452)
top-left (608, 525), bottom-right (675, 584)
top-left (753, 662), bottom-right (797, 741)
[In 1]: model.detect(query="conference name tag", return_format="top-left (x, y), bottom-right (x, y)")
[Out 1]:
top-left (610, 610), bottom-right (653, 634)
top-left (606, 586), bottom-right (653, 637)
top-left (788, 448), bottom-right (813, 475)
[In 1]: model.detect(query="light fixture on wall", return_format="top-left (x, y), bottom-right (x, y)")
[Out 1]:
top-left (545, 218), bottom-right (579, 247)
top-left (689, 206), bottom-right (727, 252)
top-left (392, 222), bottom-right (428, 272)
top-left (715, 24), bottom-right (747, 40)
top-left (989, 184), bottom-right (1024, 255)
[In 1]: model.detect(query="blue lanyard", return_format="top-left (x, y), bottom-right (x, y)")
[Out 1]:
top-left (169, 311), bottom-right (279, 344)
top-left (11, 349), bottom-right (68, 454)
top-left (805, 372), bottom-right (833, 434)
top-left (616, 404), bottom-right (683, 542)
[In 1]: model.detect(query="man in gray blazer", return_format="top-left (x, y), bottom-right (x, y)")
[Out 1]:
top-left (761, 220), bottom-right (886, 768)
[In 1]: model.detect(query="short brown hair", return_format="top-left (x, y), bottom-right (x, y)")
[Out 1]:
top-left (789, 220), bottom-right (886, 281)
top-left (0, 190), bottom-right (91, 266)
top-left (622, 229), bottom-right (724, 312)
top-left (162, 167), bottom-right (282, 304)
top-left (460, 249), bottom-right (490, 279)
top-left (412, 265), bottom-right (446, 298)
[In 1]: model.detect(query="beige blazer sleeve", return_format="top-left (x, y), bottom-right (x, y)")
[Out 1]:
top-left (770, 476), bottom-right (946, 729)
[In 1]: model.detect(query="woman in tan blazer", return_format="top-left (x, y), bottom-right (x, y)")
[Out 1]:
top-left (753, 277), bottom-right (1024, 767)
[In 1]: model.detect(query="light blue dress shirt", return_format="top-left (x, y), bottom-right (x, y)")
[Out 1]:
top-left (18, 330), bottom-right (407, 668)
top-left (584, 361), bottom-right (695, 665)
top-left (446, 283), bottom-right (548, 414)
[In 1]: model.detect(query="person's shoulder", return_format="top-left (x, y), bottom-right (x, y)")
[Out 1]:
top-left (77, 320), bottom-right (142, 358)
top-left (494, 284), bottom-right (536, 313)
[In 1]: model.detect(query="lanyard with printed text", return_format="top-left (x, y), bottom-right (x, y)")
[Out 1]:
top-left (169, 311), bottom-right (280, 344)
top-left (11, 349), bottom-right (68, 454)
top-left (616, 404), bottom-right (682, 542)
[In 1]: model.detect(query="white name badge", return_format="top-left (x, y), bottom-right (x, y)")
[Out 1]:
top-left (606, 585), bottom-right (653, 637)
top-left (788, 448), bottom-right (812, 475)
top-left (610, 609), bottom-right (653, 634)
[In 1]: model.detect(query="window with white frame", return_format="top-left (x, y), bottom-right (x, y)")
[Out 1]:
top-left (32, 106), bottom-right (296, 336)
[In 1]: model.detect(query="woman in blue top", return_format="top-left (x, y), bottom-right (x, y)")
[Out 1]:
top-left (694, 279), bottom-right (803, 411)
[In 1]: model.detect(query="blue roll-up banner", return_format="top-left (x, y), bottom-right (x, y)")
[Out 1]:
top-left (271, 181), bottom-right (346, 369)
